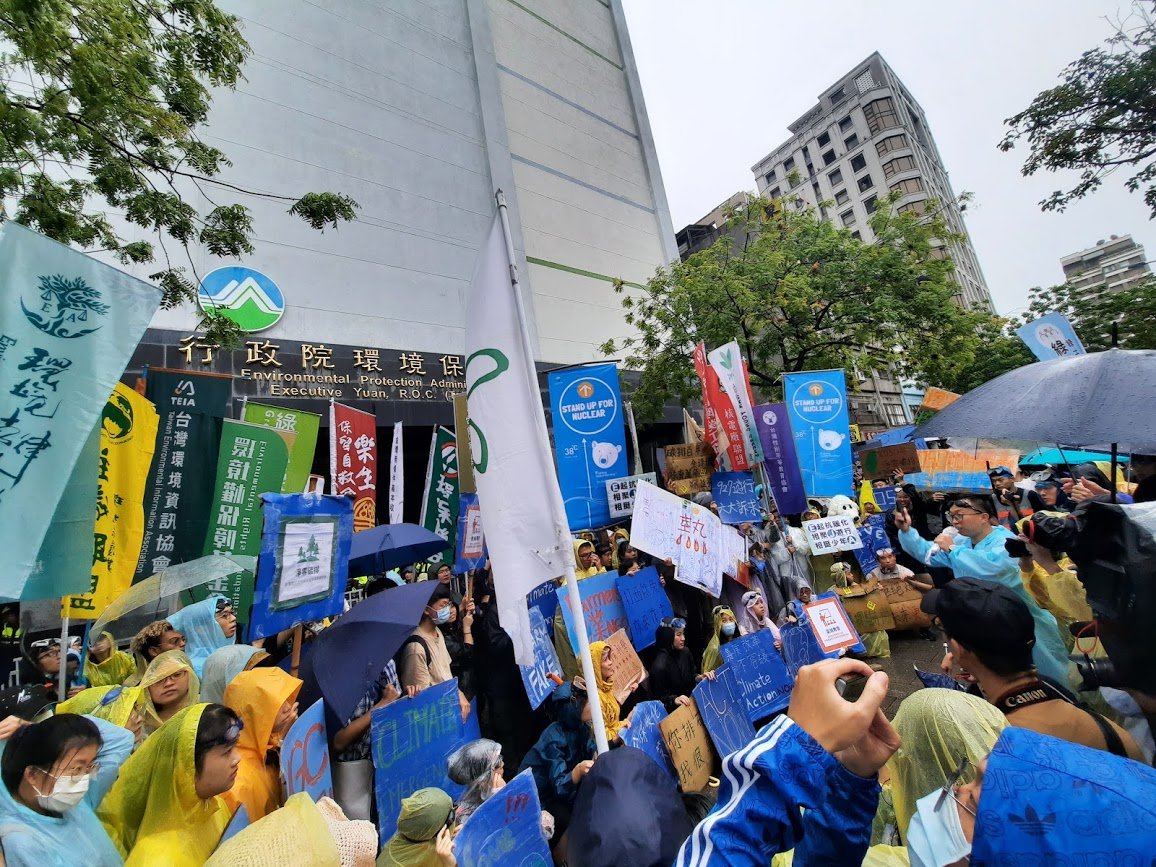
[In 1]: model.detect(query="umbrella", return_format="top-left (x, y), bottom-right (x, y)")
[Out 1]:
top-left (1019, 447), bottom-right (1130, 469)
top-left (347, 523), bottom-right (450, 577)
top-left (915, 349), bottom-right (1156, 454)
top-left (298, 580), bottom-right (436, 726)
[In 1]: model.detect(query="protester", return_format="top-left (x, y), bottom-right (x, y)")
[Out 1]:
top-left (83, 631), bottom-right (135, 688)
top-left (588, 640), bottom-right (636, 741)
top-left (1130, 453), bottom-right (1156, 502)
top-left (647, 620), bottom-right (698, 711)
top-left (200, 644), bottom-right (271, 705)
top-left (923, 577), bottom-right (1143, 761)
top-left (0, 712), bottom-right (134, 866)
top-left (57, 684), bottom-right (147, 747)
top-left (138, 649), bottom-right (200, 736)
top-left (98, 703), bottom-right (241, 865)
top-left (865, 547), bottom-right (914, 584)
top-left (517, 681), bottom-right (595, 838)
top-left (128, 620), bottom-right (186, 684)
top-left (398, 583), bottom-right (455, 692)
top-left (895, 495), bottom-right (1071, 684)
top-left (168, 596), bottom-right (235, 678)
top-left (701, 606), bottom-right (737, 674)
top-left (616, 541), bottom-right (641, 576)
top-left (769, 523), bottom-right (814, 594)
top-left (780, 584), bottom-right (813, 624)
top-left (331, 660), bottom-right (406, 821)
top-left (222, 667), bottom-right (302, 820)
top-left (376, 787), bottom-right (456, 867)
top-left (741, 590), bottom-right (782, 648)
top-left (439, 594), bottom-right (475, 699)
top-left (573, 539), bottom-right (605, 579)
top-left (883, 478), bottom-right (946, 588)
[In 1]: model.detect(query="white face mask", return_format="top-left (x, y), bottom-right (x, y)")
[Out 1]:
top-left (32, 772), bottom-right (91, 812)
top-left (906, 786), bottom-right (972, 867)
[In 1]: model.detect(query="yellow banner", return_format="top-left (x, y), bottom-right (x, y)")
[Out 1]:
top-left (63, 383), bottom-right (159, 619)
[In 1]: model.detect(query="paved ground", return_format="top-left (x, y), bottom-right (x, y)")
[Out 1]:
top-left (875, 630), bottom-right (949, 718)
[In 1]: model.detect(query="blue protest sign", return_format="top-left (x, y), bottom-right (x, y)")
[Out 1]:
top-left (615, 566), bottom-right (673, 652)
top-left (519, 606), bottom-right (563, 710)
top-left (692, 666), bottom-right (757, 757)
top-left (1015, 312), bottom-right (1086, 361)
top-left (620, 700), bottom-right (678, 782)
top-left (453, 769), bottom-right (553, 867)
top-left (372, 678), bottom-right (467, 844)
top-left (875, 486), bottom-right (898, 510)
top-left (914, 666), bottom-right (970, 692)
top-left (853, 514), bottom-right (891, 577)
top-left (527, 580), bottom-right (560, 629)
top-left (710, 471), bottom-right (761, 524)
top-left (556, 570), bottom-right (630, 649)
top-left (719, 630), bottom-right (794, 723)
top-left (904, 471), bottom-right (992, 493)
top-left (219, 804), bottom-right (250, 847)
top-left (453, 492), bottom-right (487, 573)
top-left (548, 363), bottom-right (628, 531)
top-left (782, 371), bottom-right (853, 499)
top-left (780, 621), bottom-right (836, 679)
top-left (755, 403), bottom-right (808, 514)
top-left (249, 493), bottom-right (354, 640)
top-left (280, 698), bottom-right (333, 801)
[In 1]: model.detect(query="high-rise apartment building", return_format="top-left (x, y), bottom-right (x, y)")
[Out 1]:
top-left (750, 52), bottom-right (993, 312)
top-left (1061, 235), bottom-right (1151, 295)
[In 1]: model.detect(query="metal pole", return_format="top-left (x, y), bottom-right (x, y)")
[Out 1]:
top-left (58, 616), bottom-right (69, 700)
top-left (495, 191), bottom-right (610, 754)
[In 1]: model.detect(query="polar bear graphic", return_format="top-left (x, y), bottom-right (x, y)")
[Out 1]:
top-left (818, 429), bottom-right (845, 451)
top-left (590, 441), bottom-right (622, 469)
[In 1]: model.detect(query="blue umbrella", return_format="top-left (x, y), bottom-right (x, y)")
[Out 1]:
top-left (347, 523), bottom-right (450, 577)
top-left (297, 580), bottom-right (436, 727)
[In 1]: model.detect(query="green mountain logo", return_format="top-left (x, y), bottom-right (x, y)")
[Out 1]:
top-left (197, 267), bottom-right (284, 331)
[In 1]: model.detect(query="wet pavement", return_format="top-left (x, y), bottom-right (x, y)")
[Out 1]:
top-left (874, 630), bottom-right (949, 718)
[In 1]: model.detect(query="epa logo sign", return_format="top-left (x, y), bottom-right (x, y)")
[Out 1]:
top-left (197, 266), bottom-right (285, 331)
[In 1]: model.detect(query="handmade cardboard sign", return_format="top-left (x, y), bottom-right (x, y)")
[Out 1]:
top-left (692, 665), bottom-right (757, 757)
top-left (452, 770), bottom-right (552, 867)
top-left (659, 700), bottom-right (714, 792)
top-left (280, 698), bottom-right (333, 802)
top-left (605, 628), bottom-right (646, 703)
top-left (719, 630), bottom-right (794, 722)
top-left (861, 443), bottom-right (921, 480)
top-left (615, 566), bottom-right (673, 652)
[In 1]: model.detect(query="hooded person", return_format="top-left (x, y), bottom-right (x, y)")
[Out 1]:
top-left (701, 606), bottom-right (738, 674)
top-left (573, 539), bottom-right (605, 580)
top-left (376, 787), bottom-right (457, 867)
top-left (647, 621), bottom-right (698, 712)
top-left (446, 738), bottom-right (504, 825)
top-left (517, 682), bottom-right (596, 837)
top-left (207, 791), bottom-right (341, 867)
top-left (83, 632), bottom-right (135, 689)
top-left (566, 746), bottom-right (693, 867)
top-left (553, 539), bottom-right (610, 680)
top-left (138, 650), bottom-right (200, 736)
top-left (200, 644), bottom-right (271, 705)
top-left (588, 640), bottom-right (630, 742)
top-left (98, 703), bottom-right (242, 866)
top-left (56, 685), bottom-right (148, 747)
top-left (0, 712), bottom-right (135, 867)
top-left (222, 667), bottom-right (303, 820)
top-left (167, 595), bottom-right (235, 678)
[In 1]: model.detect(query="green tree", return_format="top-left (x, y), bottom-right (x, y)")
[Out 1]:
top-left (602, 194), bottom-right (985, 421)
top-left (999, 1), bottom-right (1156, 218)
top-left (1023, 277), bottom-right (1156, 350)
top-left (0, 0), bottom-right (357, 343)
top-left (936, 315), bottom-right (1036, 393)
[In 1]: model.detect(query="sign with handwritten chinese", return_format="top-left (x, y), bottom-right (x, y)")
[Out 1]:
top-left (692, 666), bottom-right (757, 758)
top-left (452, 770), bottom-right (553, 867)
top-left (801, 515), bottom-right (863, 554)
top-left (719, 630), bottom-right (794, 723)
top-left (280, 698), bottom-right (333, 801)
top-left (330, 402), bottom-right (377, 532)
top-left (659, 699), bottom-right (714, 792)
top-left (630, 480), bottom-right (723, 596)
top-left (605, 628), bottom-right (646, 703)
top-left (556, 570), bottom-right (630, 650)
top-left (621, 700), bottom-right (678, 782)
top-left (518, 606), bottom-right (562, 710)
top-left (615, 566), bottom-right (673, 651)
top-left (606, 472), bottom-right (657, 520)
top-left (711, 471), bottom-right (760, 524)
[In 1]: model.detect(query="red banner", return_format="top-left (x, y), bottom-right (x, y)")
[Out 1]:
top-left (694, 342), bottom-right (750, 470)
top-left (693, 342), bottom-right (720, 456)
top-left (330, 403), bottom-right (377, 531)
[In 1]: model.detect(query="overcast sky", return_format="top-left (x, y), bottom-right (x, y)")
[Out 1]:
top-left (620, 0), bottom-right (1153, 317)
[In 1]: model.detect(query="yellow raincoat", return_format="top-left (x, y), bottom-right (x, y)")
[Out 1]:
top-left (57, 684), bottom-right (146, 732)
top-left (701, 606), bottom-right (737, 674)
top-left (223, 668), bottom-right (303, 821)
top-left (207, 792), bottom-right (340, 867)
top-left (139, 650), bottom-right (201, 735)
top-left (553, 540), bottom-right (607, 679)
top-left (588, 640), bottom-right (624, 741)
top-left (84, 631), bottom-right (136, 688)
top-left (98, 703), bottom-right (230, 866)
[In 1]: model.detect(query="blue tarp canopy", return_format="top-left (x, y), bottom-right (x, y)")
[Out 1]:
top-left (856, 425), bottom-right (926, 451)
top-left (1018, 447), bottom-right (1130, 468)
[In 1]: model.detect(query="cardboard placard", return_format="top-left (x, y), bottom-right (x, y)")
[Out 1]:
top-left (890, 598), bottom-right (932, 630)
top-left (664, 443), bottom-right (711, 461)
top-left (801, 515), bottom-right (863, 554)
top-left (839, 589), bottom-right (896, 633)
top-left (667, 474), bottom-right (712, 496)
top-left (281, 698), bottom-right (333, 802)
top-left (556, 570), bottom-right (630, 650)
top-left (903, 471), bottom-right (993, 494)
top-left (631, 480), bottom-right (723, 596)
top-left (710, 471), bottom-right (761, 524)
top-left (861, 443), bottom-right (921, 480)
top-left (616, 566), bottom-right (673, 652)
top-left (876, 578), bottom-right (923, 604)
top-left (719, 630), bottom-right (794, 722)
top-left (780, 620), bottom-right (835, 678)
top-left (620, 700), bottom-right (678, 782)
top-left (659, 700), bottom-right (714, 792)
top-left (605, 628), bottom-right (646, 703)
top-left (519, 606), bottom-right (564, 710)
top-left (692, 666), bottom-right (757, 758)
top-left (919, 387), bottom-right (960, 412)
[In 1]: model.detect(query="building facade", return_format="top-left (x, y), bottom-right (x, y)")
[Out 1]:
top-left (1061, 235), bottom-right (1151, 296)
top-left (750, 52), bottom-right (993, 313)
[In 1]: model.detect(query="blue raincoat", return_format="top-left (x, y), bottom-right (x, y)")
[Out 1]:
top-left (168, 595), bottom-right (232, 678)
top-left (676, 716), bottom-right (879, 866)
top-left (517, 683), bottom-right (595, 820)
top-left (972, 726), bottom-right (1156, 863)
top-left (0, 715), bottom-right (134, 867)
top-left (898, 527), bottom-right (1070, 683)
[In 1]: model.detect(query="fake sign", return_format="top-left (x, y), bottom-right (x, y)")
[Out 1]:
top-left (280, 699), bottom-right (332, 801)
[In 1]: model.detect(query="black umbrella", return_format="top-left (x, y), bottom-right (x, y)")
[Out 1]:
top-left (347, 523), bottom-right (451, 577)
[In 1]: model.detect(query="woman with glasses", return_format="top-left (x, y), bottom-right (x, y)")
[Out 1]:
top-left (138, 650), bottom-right (200, 736)
top-left (0, 712), bottom-right (134, 866)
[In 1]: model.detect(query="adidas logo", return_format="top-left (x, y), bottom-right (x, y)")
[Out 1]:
top-left (1009, 805), bottom-right (1056, 836)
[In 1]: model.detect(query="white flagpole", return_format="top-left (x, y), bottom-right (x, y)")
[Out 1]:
top-left (495, 191), bottom-right (609, 755)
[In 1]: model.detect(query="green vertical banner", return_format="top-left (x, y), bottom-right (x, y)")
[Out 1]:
top-left (241, 401), bottom-right (319, 493)
top-left (419, 426), bottom-right (459, 566)
top-left (135, 370), bottom-right (232, 581)
top-left (200, 420), bottom-right (293, 620)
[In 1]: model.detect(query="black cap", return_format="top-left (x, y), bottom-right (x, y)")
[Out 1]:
top-left (921, 577), bottom-right (1035, 656)
top-left (0, 684), bottom-right (52, 720)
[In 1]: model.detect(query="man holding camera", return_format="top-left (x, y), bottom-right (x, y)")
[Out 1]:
top-left (894, 495), bottom-right (1070, 685)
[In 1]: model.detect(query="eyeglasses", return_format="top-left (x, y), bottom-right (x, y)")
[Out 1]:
top-left (935, 756), bottom-right (977, 817)
top-left (947, 509), bottom-right (983, 522)
top-left (36, 762), bottom-right (101, 779)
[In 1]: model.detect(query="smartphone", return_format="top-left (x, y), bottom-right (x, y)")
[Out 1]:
top-left (836, 674), bottom-right (869, 702)
top-left (1004, 538), bottom-right (1030, 558)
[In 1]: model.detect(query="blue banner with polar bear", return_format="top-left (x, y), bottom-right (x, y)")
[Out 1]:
top-left (782, 370), bottom-right (853, 498)
top-left (548, 363), bottom-right (628, 530)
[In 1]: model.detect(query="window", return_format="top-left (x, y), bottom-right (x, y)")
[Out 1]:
top-left (783, 156), bottom-right (795, 172)
top-left (841, 210), bottom-right (856, 226)
top-left (890, 176), bottom-right (925, 196)
top-left (817, 132), bottom-right (831, 147)
top-left (898, 200), bottom-right (927, 216)
top-left (844, 133), bottom-right (858, 150)
top-left (822, 149), bottom-right (836, 166)
top-left (851, 230), bottom-right (862, 241)
top-left (850, 153), bottom-right (866, 172)
top-left (864, 195), bottom-right (878, 214)
top-left (857, 174), bottom-right (874, 193)
top-left (828, 168), bottom-right (843, 187)
top-left (876, 133), bottom-right (909, 157)
top-left (862, 97), bottom-right (900, 135)
top-left (838, 115), bottom-right (853, 132)
top-left (835, 189), bottom-right (850, 206)
top-left (764, 167), bottom-right (776, 183)
top-left (767, 186), bottom-right (781, 199)
top-left (829, 87), bottom-right (846, 104)
top-left (882, 155), bottom-right (917, 179)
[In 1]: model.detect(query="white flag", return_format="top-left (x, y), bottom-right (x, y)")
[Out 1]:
top-left (708, 340), bottom-right (764, 463)
top-left (388, 421), bottom-right (404, 524)
top-left (465, 211), bottom-right (571, 665)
